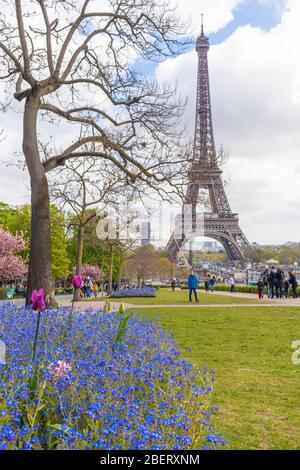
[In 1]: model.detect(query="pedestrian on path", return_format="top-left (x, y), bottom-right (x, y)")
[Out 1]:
top-left (229, 276), bottom-right (235, 293)
top-left (289, 272), bottom-right (298, 299)
top-left (93, 282), bottom-right (99, 298)
top-left (210, 276), bottom-right (216, 293)
top-left (275, 268), bottom-right (284, 299)
top-left (205, 275), bottom-right (210, 293)
top-left (262, 271), bottom-right (269, 296)
top-left (257, 277), bottom-right (265, 299)
top-left (284, 279), bottom-right (290, 298)
top-left (188, 270), bottom-right (199, 303)
top-left (269, 266), bottom-right (277, 299)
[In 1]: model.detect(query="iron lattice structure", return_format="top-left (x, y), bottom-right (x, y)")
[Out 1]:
top-left (167, 21), bottom-right (251, 262)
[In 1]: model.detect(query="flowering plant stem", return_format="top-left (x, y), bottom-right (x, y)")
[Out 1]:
top-left (68, 296), bottom-right (76, 325)
top-left (32, 310), bottom-right (41, 362)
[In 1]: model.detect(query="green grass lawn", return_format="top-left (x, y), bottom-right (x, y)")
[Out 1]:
top-left (131, 306), bottom-right (300, 450)
top-left (109, 289), bottom-right (261, 305)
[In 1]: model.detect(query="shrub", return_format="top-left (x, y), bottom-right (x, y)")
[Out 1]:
top-left (0, 303), bottom-right (226, 450)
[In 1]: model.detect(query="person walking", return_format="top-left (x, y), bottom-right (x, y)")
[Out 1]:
top-left (93, 282), bottom-right (99, 298)
top-left (204, 277), bottom-right (210, 293)
top-left (83, 278), bottom-right (88, 298)
top-left (188, 270), bottom-right (199, 303)
top-left (229, 276), bottom-right (235, 293)
top-left (289, 271), bottom-right (298, 299)
top-left (85, 277), bottom-right (93, 298)
top-left (257, 277), bottom-right (265, 299)
top-left (262, 270), bottom-right (269, 296)
top-left (284, 279), bottom-right (290, 298)
top-left (210, 275), bottom-right (216, 293)
top-left (269, 266), bottom-right (277, 299)
top-left (171, 279), bottom-right (176, 292)
top-left (275, 268), bottom-right (284, 299)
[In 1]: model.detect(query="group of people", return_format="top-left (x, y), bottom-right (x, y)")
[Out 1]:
top-left (81, 277), bottom-right (99, 298)
top-left (257, 267), bottom-right (298, 299)
top-left (187, 267), bottom-right (299, 303)
top-left (4, 283), bottom-right (27, 298)
top-left (204, 274), bottom-right (217, 293)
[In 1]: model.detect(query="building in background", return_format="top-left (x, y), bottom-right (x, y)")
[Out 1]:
top-left (141, 221), bottom-right (151, 246)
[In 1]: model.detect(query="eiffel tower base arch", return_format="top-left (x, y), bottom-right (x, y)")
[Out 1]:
top-left (167, 214), bottom-right (252, 264)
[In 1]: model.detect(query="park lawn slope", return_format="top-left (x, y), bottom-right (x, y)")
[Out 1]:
top-left (131, 306), bottom-right (300, 450)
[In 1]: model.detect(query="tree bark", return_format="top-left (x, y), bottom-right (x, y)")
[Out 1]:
top-left (24, 93), bottom-right (54, 306)
top-left (107, 243), bottom-right (113, 295)
top-left (74, 225), bottom-right (84, 301)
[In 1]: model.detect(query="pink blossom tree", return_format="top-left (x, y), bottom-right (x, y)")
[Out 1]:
top-left (81, 265), bottom-right (104, 282)
top-left (0, 228), bottom-right (27, 282)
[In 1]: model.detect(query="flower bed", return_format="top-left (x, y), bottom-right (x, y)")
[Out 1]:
top-left (0, 303), bottom-right (226, 450)
top-left (110, 287), bottom-right (156, 298)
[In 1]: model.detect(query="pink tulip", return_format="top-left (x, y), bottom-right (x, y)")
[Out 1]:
top-left (71, 275), bottom-right (84, 289)
top-left (31, 289), bottom-right (46, 362)
top-left (31, 289), bottom-right (46, 312)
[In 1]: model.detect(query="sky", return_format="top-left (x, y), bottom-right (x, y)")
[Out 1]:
top-left (0, 0), bottom-right (299, 245)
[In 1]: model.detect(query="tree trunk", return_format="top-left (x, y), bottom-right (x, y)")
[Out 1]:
top-left (74, 225), bottom-right (84, 301)
top-left (118, 251), bottom-right (123, 287)
top-left (107, 243), bottom-right (113, 295)
top-left (24, 94), bottom-right (54, 306)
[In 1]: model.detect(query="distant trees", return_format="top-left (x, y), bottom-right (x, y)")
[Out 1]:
top-left (49, 206), bottom-right (70, 279)
top-left (123, 245), bottom-right (173, 285)
top-left (154, 257), bottom-right (172, 280)
top-left (0, 203), bottom-right (69, 279)
top-left (124, 245), bottom-right (157, 286)
top-left (250, 246), bottom-right (300, 265)
top-left (277, 247), bottom-right (300, 265)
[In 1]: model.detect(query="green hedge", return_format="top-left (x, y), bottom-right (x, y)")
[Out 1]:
top-left (180, 284), bottom-right (300, 295)
top-left (182, 284), bottom-right (264, 294)
top-left (54, 287), bottom-right (73, 295)
top-left (180, 284), bottom-right (262, 293)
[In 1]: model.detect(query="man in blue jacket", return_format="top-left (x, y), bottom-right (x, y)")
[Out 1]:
top-left (188, 270), bottom-right (199, 303)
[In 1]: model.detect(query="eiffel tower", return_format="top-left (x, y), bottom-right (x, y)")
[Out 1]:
top-left (166, 17), bottom-right (251, 264)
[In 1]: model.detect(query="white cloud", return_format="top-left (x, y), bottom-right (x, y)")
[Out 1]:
top-left (156, 0), bottom-right (300, 244)
top-left (170, 0), bottom-right (245, 35)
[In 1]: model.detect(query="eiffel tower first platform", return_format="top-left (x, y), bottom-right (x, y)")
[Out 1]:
top-left (166, 18), bottom-right (252, 263)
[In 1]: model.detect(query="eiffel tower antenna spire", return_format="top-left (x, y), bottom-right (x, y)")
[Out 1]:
top-left (201, 13), bottom-right (204, 35)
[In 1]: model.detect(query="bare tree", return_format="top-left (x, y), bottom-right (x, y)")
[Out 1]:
top-left (0, 0), bottom-right (190, 304)
top-left (106, 209), bottom-right (141, 294)
top-left (50, 157), bottom-right (131, 299)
